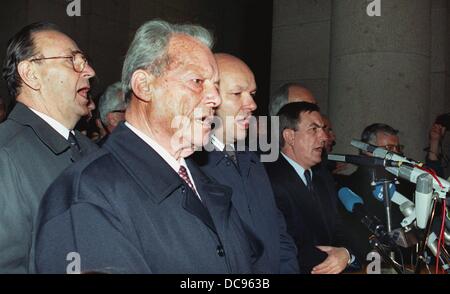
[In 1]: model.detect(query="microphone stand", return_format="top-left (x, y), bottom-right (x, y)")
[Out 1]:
top-left (371, 168), bottom-right (397, 264)
top-left (414, 195), bottom-right (438, 274)
top-left (369, 237), bottom-right (405, 274)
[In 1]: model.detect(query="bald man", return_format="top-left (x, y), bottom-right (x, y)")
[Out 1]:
top-left (193, 53), bottom-right (299, 273)
top-left (269, 83), bottom-right (317, 116)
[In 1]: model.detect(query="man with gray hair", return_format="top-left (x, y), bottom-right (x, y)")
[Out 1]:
top-left (35, 20), bottom-right (263, 274)
top-left (98, 82), bottom-right (126, 134)
top-left (269, 82), bottom-right (317, 116)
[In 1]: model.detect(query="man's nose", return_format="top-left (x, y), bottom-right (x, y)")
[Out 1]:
top-left (203, 81), bottom-right (221, 108)
top-left (82, 63), bottom-right (96, 79)
top-left (243, 92), bottom-right (257, 112)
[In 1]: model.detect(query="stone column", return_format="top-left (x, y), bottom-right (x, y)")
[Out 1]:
top-left (271, 0), bottom-right (332, 113)
top-left (430, 0), bottom-right (448, 125)
top-left (329, 0), bottom-right (431, 159)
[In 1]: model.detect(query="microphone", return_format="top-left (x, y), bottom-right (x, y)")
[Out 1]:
top-left (328, 154), bottom-right (401, 167)
top-left (415, 174), bottom-right (434, 229)
top-left (372, 183), bottom-right (416, 227)
top-left (386, 165), bottom-right (450, 194)
top-left (338, 187), bottom-right (393, 245)
top-left (350, 139), bottom-right (420, 165)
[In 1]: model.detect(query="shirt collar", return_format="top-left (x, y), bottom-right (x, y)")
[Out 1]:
top-left (211, 135), bottom-right (235, 152)
top-left (281, 152), bottom-right (312, 186)
top-left (29, 108), bottom-right (71, 140)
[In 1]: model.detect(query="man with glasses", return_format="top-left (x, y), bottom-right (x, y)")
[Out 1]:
top-left (0, 22), bottom-right (98, 273)
top-left (337, 123), bottom-right (414, 264)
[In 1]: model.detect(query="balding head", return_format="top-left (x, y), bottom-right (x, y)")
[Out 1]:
top-left (213, 53), bottom-right (257, 144)
top-left (287, 85), bottom-right (316, 104)
top-left (269, 83), bottom-right (317, 116)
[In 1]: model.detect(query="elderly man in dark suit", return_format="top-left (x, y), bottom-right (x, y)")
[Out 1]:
top-left (35, 20), bottom-right (263, 274)
top-left (193, 53), bottom-right (298, 273)
top-left (265, 102), bottom-right (357, 274)
top-left (0, 22), bottom-right (98, 273)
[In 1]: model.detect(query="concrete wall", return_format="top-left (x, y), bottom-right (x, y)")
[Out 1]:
top-left (271, 0), bottom-right (331, 114)
top-left (272, 0), bottom-right (450, 160)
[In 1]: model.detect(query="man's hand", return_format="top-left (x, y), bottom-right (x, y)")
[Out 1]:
top-left (311, 246), bottom-right (350, 274)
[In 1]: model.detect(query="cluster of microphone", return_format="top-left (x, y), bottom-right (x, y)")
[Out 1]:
top-left (330, 140), bottom-right (450, 271)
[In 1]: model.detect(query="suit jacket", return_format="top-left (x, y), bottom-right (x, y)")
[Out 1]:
top-left (34, 123), bottom-right (263, 274)
top-left (193, 147), bottom-right (299, 274)
top-left (0, 102), bottom-right (97, 273)
top-left (265, 155), bottom-right (350, 273)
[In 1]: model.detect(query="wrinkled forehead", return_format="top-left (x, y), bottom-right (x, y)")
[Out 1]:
top-left (167, 34), bottom-right (217, 75)
top-left (32, 30), bottom-right (80, 57)
top-left (376, 131), bottom-right (399, 145)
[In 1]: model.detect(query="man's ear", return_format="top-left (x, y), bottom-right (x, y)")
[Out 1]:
top-left (130, 69), bottom-right (154, 102)
top-left (17, 60), bottom-right (40, 91)
top-left (282, 128), bottom-right (295, 147)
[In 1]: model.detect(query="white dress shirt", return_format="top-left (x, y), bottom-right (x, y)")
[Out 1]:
top-left (281, 152), bottom-right (312, 186)
top-left (210, 135), bottom-right (234, 152)
top-left (29, 107), bottom-right (72, 140)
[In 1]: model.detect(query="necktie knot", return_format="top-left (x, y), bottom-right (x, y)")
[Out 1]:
top-left (68, 132), bottom-right (82, 161)
top-left (68, 132), bottom-right (80, 150)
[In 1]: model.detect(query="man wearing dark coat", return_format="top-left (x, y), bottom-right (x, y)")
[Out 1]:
top-left (0, 22), bottom-right (97, 273)
top-left (193, 53), bottom-right (299, 273)
top-left (34, 20), bottom-right (263, 274)
top-left (265, 102), bottom-right (358, 274)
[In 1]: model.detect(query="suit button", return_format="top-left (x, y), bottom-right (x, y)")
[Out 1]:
top-left (181, 187), bottom-right (186, 193)
top-left (226, 161), bottom-right (231, 166)
top-left (216, 245), bottom-right (225, 257)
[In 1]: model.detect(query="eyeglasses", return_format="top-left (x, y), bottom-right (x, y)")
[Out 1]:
top-left (29, 51), bottom-right (88, 73)
top-left (381, 144), bottom-right (404, 153)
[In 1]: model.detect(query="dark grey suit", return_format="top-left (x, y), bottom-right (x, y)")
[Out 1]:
top-left (193, 146), bottom-right (299, 273)
top-left (0, 103), bottom-right (97, 273)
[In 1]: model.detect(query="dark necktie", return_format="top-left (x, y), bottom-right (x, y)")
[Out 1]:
top-left (178, 166), bottom-right (199, 196)
top-left (304, 169), bottom-right (314, 194)
top-left (68, 132), bottom-right (82, 161)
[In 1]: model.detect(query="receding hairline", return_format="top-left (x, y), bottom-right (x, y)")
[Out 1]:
top-left (31, 29), bottom-right (78, 55)
top-left (214, 53), bottom-right (253, 77)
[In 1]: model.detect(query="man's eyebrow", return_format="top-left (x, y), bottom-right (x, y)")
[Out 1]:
top-left (308, 122), bottom-right (324, 128)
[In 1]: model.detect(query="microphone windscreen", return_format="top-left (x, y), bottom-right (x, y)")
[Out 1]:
top-left (372, 183), bottom-right (396, 202)
top-left (338, 187), bottom-right (364, 213)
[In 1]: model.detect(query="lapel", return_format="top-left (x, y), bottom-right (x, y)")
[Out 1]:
top-left (8, 103), bottom-right (71, 155)
top-left (277, 156), bottom-right (333, 242)
top-left (105, 124), bottom-right (226, 235)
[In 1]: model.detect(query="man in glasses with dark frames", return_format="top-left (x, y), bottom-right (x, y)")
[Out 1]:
top-left (0, 22), bottom-right (98, 273)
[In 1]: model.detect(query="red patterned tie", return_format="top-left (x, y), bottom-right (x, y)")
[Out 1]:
top-left (178, 166), bottom-right (198, 195)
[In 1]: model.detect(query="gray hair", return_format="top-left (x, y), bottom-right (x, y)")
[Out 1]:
top-left (121, 20), bottom-right (214, 102)
top-left (269, 83), bottom-right (298, 116)
top-left (361, 123), bottom-right (399, 145)
top-left (98, 82), bottom-right (126, 126)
